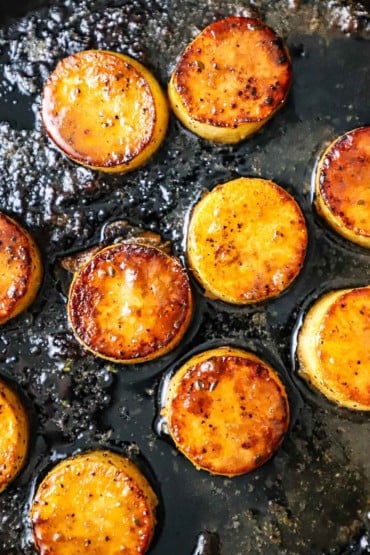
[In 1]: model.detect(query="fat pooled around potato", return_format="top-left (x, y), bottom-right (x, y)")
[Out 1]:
top-left (0, 378), bottom-right (29, 494)
top-left (161, 346), bottom-right (290, 476)
top-left (0, 212), bottom-right (42, 325)
top-left (30, 450), bottom-right (158, 555)
top-left (187, 177), bottom-right (308, 304)
top-left (168, 16), bottom-right (291, 143)
top-left (68, 242), bottom-right (193, 363)
top-left (42, 50), bottom-right (169, 173)
top-left (298, 286), bottom-right (370, 411)
top-left (315, 126), bottom-right (370, 248)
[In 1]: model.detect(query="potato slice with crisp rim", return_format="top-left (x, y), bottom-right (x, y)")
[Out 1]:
top-left (315, 126), bottom-right (370, 248)
top-left (161, 346), bottom-right (290, 476)
top-left (68, 243), bottom-right (193, 363)
top-left (298, 286), bottom-right (370, 411)
top-left (187, 177), bottom-right (308, 304)
top-left (42, 50), bottom-right (169, 173)
top-left (30, 450), bottom-right (158, 555)
top-left (0, 212), bottom-right (42, 325)
top-left (168, 16), bottom-right (291, 143)
top-left (0, 378), bottom-right (29, 494)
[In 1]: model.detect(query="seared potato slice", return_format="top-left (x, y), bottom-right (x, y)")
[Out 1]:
top-left (187, 177), bottom-right (307, 304)
top-left (315, 126), bottom-right (370, 248)
top-left (298, 286), bottom-right (370, 410)
top-left (68, 243), bottom-right (193, 363)
top-left (0, 379), bottom-right (29, 493)
top-left (31, 450), bottom-right (158, 555)
top-left (162, 346), bottom-right (289, 476)
top-left (168, 16), bottom-right (291, 143)
top-left (0, 212), bottom-right (42, 324)
top-left (42, 50), bottom-right (169, 173)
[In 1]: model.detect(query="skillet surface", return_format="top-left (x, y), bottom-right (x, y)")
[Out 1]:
top-left (0, 1), bottom-right (369, 553)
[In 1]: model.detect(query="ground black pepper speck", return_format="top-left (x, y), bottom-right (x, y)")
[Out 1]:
top-left (0, 1), bottom-right (370, 554)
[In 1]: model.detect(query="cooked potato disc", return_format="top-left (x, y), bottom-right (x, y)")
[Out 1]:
top-left (42, 50), bottom-right (169, 173)
top-left (0, 379), bottom-right (29, 493)
top-left (162, 346), bottom-right (289, 476)
top-left (168, 16), bottom-right (291, 143)
top-left (0, 212), bottom-right (42, 324)
top-left (68, 243), bottom-right (193, 363)
top-left (187, 177), bottom-right (307, 304)
top-left (298, 286), bottom-right (370, 410)
top-left (315, 126), bottom-right (370, 248)
top-left (31, 450), bottom-right (158, 555)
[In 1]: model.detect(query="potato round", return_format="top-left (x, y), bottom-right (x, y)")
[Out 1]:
top-left (30, 450), bottom-right (158, 555)
top-left (298, 286), bottom-right (370, 410)
top-left (42, 50), bottom-right (169, 173)
top-left (162, 346), bottom-right (290, 476)
top-left (315, 126), bottom-right (370, 248)
top-left (0, 379), bottom-right (29, 493)
top-left (0, 212), bottom-right (42, 325)
top-left (168, 16), bottom-right (291, 143)
top-left (187, 177), bottom-right (307, 304)
top-left (68, 243), bottom-right (193, 363)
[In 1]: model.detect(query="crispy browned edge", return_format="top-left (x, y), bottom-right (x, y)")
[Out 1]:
top-left (163, 347), bottom-right (290, 476)
top-left (67, 243), bottom-right (193, 363)
top-left (0, 212), bottom-right (42, 324)
top-left (42, 50), bottom-right (169, 172)
top-left (171, 16), bottom-right (292, 127)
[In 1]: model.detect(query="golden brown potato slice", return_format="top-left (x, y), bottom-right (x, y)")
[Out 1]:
top-left (168, 16), bottom-right (291, 143)
top-left (298, 286), bottom-right (370, 410)
top-left (68, 243), bottom-right (193, 363)
top-left (187, 177), bottom-right (307, 304)
top-left (0, 379), bottom-right (29, 493)
top-left (0, 212), bottom-right (42, 324)
top-left (161, 346), bottom-right (289, 476)
top-left (31, 450), bottom-right (158, 555)
top-left (42, 50), bottom-right (169, 173)
top-left (315, 126), bottom-right (370, 248)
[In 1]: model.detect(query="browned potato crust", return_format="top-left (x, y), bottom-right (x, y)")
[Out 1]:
top-left (168, 16), bottom-right (291, 143)
top-left (0, 212), bottom-right (42, 324)
top-left (315, 126), bottom-right (370, 247)
top-left (298, 286), bottom-right (370, 410)
top-left (68, 243), bottom-right (193, 363)
top-left (0, 379), bottom-right (29, 493)
top-left (187, 177), bottom-right (307, 304)
top-left (42, 50), bottom-right (169, 173)
top-left (162, 346), bottom-right (290, 476)
top-left (31, 450), bottom-right (158, 555)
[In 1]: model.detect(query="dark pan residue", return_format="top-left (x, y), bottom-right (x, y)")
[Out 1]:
top-left (0, 1), bottom-right (370, 554)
